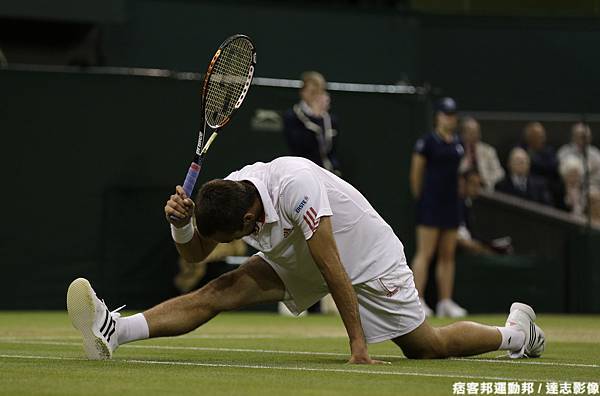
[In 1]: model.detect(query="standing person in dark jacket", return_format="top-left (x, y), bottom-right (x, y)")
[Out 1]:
top-left (409, 97), bottom-right (467, 318)
top-left (283, 71), bottom-right (341, 175)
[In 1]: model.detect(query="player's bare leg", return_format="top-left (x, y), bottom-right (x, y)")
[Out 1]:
top-left (144, 255), bottom-right (285, 337)
top-left (410, 226), bottom-right (440, 315)
top-left (393, 320), bottom-right (500, 358)
top-left (393, 303), bottom-right (545, 359)
top-left (68, 256), bottom-right (285, 359)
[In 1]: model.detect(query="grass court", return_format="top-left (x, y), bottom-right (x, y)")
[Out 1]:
top-left (1, 311), bottom-right (599, 395)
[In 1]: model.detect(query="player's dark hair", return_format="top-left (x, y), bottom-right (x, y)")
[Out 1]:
top-left (195, 179), bottom-right (257, 237)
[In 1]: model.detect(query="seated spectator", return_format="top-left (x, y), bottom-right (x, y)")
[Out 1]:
top-left (459, 116), bottom-right (505, 191)
top-left (457, 169), bottom-right (512, 255)
top-left (557, 122), bottom-right (600, 191)
top-left (520, 122), bottom-right (559, 180)
top-left (519, 122), bottom-right (561, 206)
top-left (495, 147), bottom-right (552, 205)
top-left (559, 156), bottom-right (586, 216)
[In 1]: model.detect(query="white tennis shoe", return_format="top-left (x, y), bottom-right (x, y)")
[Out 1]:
top-left (504, 302), bottom-right (545, 358)
top-left (67, 278), bottom-right (124, 360)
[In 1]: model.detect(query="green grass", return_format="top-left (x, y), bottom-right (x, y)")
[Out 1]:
top-left (1, 311), bottom-right (599, 395)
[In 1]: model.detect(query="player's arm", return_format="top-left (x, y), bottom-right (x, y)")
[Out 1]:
top-left (307, 216), bottom-right (387, 365)
top-left (165, 185), bottom-right (218, 263)
top-left (410, 153), bottom-right (426, 199)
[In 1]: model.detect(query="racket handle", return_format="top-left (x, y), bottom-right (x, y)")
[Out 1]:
top-left (182, 162), bottom-right (201, 198)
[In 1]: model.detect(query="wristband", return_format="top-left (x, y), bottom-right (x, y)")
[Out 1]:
top-left (171, 222), bottom-right (195, 244)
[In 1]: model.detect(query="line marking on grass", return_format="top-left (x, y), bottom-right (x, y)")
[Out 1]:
top-left (1, 339), bottom-right (598, 369)
top-left (0, 353), bottom-right (553, 382)
top-left (0, 334), bottom-right (343, 340)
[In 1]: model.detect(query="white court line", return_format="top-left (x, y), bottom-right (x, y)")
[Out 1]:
top-left (1, 340), bottom-right (598, 369)
top-left (0, 354), bottom-right (550, 382)
top-left (0, 334), bottom-right (343, 340)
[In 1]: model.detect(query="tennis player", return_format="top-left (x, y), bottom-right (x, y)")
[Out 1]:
top-left (67, 156), bottom-right (545, 363)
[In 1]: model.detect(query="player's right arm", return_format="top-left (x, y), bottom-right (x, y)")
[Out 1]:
top-left (165, 185), bottom-right (218, 263)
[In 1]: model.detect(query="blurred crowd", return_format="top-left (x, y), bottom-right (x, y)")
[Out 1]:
top-left (460, 117), bottom-right (600, 222)
top-left (410, 97), bottom-right (600, 318)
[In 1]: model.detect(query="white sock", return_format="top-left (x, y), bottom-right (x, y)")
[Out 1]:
top-left (496, 326), bottom-right (525, 352)
top-left (117, 313), bottom-right (150, 345)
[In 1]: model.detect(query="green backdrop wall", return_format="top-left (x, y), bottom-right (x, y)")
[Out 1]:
top-left (0, 68), bottom-right (427, 309)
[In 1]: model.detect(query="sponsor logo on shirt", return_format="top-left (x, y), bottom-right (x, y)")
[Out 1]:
top-left (295, 196), bottom-right (310, 213)
top-left (283, 228), bottom-right (292, 238)
top-left (303, 207), bottom-right (319, 232)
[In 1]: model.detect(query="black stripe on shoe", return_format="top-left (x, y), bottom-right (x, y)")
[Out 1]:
top-left (99, 309), bottom-right (110, 333)
top-left (106, 325), bottom-right (116, 343)
top-left (103, 317), bottom-right (115, 338)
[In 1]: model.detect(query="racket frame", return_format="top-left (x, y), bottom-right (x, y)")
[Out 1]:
top-left (180, 34), bottom-right (256, 200)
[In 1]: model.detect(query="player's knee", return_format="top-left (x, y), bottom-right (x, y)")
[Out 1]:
top-left (404, 331), bottom-right (450, 359)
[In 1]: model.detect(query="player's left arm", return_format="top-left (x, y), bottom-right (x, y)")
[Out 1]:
top-left (307, 217), bottom-right (388, 365)
top-left (282, 169), bottom-right (387, 364)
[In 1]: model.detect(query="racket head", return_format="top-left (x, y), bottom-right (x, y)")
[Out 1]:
top-left (201, 34), bottom-right (256, 129)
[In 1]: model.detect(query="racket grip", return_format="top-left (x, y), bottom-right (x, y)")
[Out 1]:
top-left (182, 162), bottom-right (201, 198)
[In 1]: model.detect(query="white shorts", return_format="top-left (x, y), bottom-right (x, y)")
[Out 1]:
top-left (353, 267), bottom-right (426, 343)
top-left (276, 260), bottom-right (426, 344)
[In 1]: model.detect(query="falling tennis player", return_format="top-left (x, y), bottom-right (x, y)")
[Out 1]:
top-left (67, 156), bottom-right (545, 363)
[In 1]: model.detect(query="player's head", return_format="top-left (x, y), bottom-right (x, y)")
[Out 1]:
top-left (194, 179), bottom-right (261, 242)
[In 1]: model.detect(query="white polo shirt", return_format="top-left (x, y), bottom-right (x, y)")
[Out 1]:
top-left (225, 156), bottom-right (411, 314)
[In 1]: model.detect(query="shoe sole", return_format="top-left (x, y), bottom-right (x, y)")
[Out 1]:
top-left (67, 278), bottom-right (111, 360)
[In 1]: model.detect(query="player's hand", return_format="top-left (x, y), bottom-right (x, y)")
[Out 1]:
top-left (165, 186), bottom-right (195, 228)
top-left (347, 354), bottom-right (391, 365)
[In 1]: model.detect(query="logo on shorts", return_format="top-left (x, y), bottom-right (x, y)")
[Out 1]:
top-left (295, 196), bottom-right (309, 213)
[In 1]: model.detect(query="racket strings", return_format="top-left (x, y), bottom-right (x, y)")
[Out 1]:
top-left (205, 38), bottom-right (254, 127)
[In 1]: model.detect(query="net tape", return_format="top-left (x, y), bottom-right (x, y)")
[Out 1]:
top-left (205, 37), bottom-right (254, 128)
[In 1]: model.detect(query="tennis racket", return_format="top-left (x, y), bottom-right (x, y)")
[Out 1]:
top-left (180, 34), bottom-right (256, 199)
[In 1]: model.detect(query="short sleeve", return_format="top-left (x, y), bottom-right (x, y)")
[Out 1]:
top-left (281, 170), bottom-right (333, 240)
top-left (414, 136), bottom-right (430, 158)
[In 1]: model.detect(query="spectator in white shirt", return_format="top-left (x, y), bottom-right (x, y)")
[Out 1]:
top-left (459, 116), bottom-right (505, 191)
top-left (557, 122), bottom-right (600, 191)
top-left (558, 156), bottom-right (586, 216)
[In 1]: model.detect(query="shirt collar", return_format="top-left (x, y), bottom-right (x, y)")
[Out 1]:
top-left (243, 177), bottom-right (279, 224)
